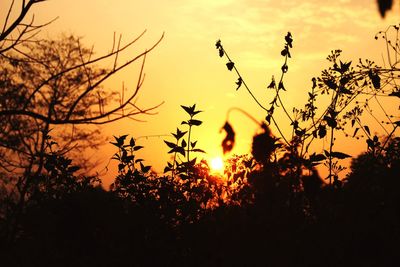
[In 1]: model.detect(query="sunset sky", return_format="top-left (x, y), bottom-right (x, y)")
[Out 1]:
top-left (4, 0), bottom-right (400, 186)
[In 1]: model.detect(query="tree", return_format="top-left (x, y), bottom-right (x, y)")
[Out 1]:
top-left (0, 0), bottom-right (163, 243)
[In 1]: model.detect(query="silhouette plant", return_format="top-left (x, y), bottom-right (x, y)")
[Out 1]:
top-left (109, 135), bottom-right (152, 201)
top-left (216, 26), bottom-right (400, 184)
top-left (164, 104), bottom-right (205, 179)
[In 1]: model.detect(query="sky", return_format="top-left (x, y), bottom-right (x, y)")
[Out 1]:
top-left (3, 0), bottom-right (400, 187)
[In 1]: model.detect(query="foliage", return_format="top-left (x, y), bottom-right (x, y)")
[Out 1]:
top-left (0, 0), bottom-right (163, 247)
top-left (164, 104), bottom-right (205, 179)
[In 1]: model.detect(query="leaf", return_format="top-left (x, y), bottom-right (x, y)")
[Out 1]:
top-left (175, 147), bottom-right (186, 156)
top-left (125, 155), bottom-right (134, 163)
top-left (226, 61), bottom-right (235, 71)
top-left (192, 148), bottom-right (206, 153)
top-left (324, 115), bottom-right (337, 128)
top-left (191, 141), bottom-right (197, 148)
top-left (394, 121), bottom-right (400, 127)
top-left (368, 70), bottom-right (381, 89)
top-left (219, 48), bottom-right (224, 57)
top-left (188, 119), bottom-right (202, 126)
top-left (181, 139), bottom-right (187, 148)
top-left (236, 77), bottom-right (242, 90)
top-left (133, 146), bottom-right (144, 151)
top-left (172, 128), bottom-right (187, 140)
top-left (352, 127), bottom-right (360, 137)
top-left (181, 105), bottom-right (194, 116)
top-left (135, 159), bottom-right (144, 163)
top-left (278, 81), bottom-right (286, 91)
top-left (266, 115), bottom-right (271, 124)
top-left (67, 166), bottom-right (80, 173)
top-left (309, 153), bottom-right (326, 162)
top-left (389, 91), bottom-right (400, 98)
top-left (295, 128), bottom-right (305, 137)
top-left (112, 135), bottom-right (127, 147)
top-left (364, 125), bottom-right (370, 136)
top-left (285, 32), bottom-right (293, 48)
top-left (215, 40), bottom-right (222, 49)
top-left (164, 140), bottom-right (176, 149)
top-left (267, 77), bottom-right (276, 89)
top-left (324, 79), bottom-right (337, 90)
top-left (311, 77), bottom-right (317, 89)
top-left (129, 137), bottom-right (135, 147)
top-left (140, 162), bottom-right (151, 173)
top-left (220, 121), bottom-right (235, 154)
top-left (339, 60), bottom-right (351, 73)
top-left (164, 166), bottom-right (171, 173)
top-left (330, 151), bottom-right (351, 159)
top-left (281, 64), bottom-right (288, 73)
top-left (118, 163), bottom-right (125, 171)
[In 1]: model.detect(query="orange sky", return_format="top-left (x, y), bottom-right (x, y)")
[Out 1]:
top-left (3, 0), bottom-right (400, 186)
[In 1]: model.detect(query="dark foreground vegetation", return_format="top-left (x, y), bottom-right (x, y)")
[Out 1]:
top-left (1, 1), bottom-right (400, 266)
top-left (1, 132), bottom-right (400, 266)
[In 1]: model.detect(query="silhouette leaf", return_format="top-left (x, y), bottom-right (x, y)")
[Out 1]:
top-left (236, 77), bottom-right (242, 90)
top-left (281, 64), bottom-right (288, 73)
top-left (364, 125), bottom-right (370, 136)
top-left (226, 61), bottom-right (235, 71)
top-left (164, 140), bottom-right (176, 149)
top-left (285, 32), bottom-right (293, 48)
top-left (215, 39), bottom-right (222, 49)
top-left (278, 81), bottom-right (286, 91)
top-left (172, 128), bottom-right (187, 140)
top-left (267, 77), bottom-right (276, 89)
top-left (181, 105), bottom-right (194, 116)
top-left (129, 137), bottom-right (135, 147)
top-left (353, 127), bottom-right (360, 137)
top-left (192, 148), bottom-right (206, 153)
top-left (133, 146), bottom-right (143, 151)
top-left (331, 151), bottom-right (351, 159)
top-left (309, 153), bottom-right (326, 162)
top-left (140, 162), bottom-right (151, 173)
top-left (312, 77), bottom-right (317, 89)
top-left (368, 70), bottom-right (381, 89)
top-left (389, 91), bottom-right (400, 98)
top-left (188, 119), bottom-right (202, 126)
top-left (324, 116), bottom-right (337, 128)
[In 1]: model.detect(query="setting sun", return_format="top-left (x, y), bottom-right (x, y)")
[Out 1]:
top-left (210, 157), bottom-right (224, 173)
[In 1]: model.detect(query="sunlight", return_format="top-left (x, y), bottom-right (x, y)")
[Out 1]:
top-left (210, 157), bottom-right (224, 173)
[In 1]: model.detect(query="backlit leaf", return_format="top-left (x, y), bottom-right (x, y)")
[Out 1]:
top-left (364, 125), bottom-right (371, 136)
top-left (331, 151), bottom-right (351, 159)
top-left (226, 61), bottom-right (235, 71)
top-left (236, 77), bottom-right (242, 90)
top-left (164, 140), bottom-right (176, 149)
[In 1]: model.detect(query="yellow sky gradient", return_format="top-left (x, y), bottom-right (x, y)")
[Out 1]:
top-left (3, 0), bottom-right (400, 186)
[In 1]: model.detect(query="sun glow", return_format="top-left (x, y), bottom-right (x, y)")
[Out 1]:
top-left (210, 157), bottom-right (224, 173)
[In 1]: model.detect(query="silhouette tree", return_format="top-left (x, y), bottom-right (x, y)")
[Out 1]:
top-left (0, 0), bottom-right (164, 244)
